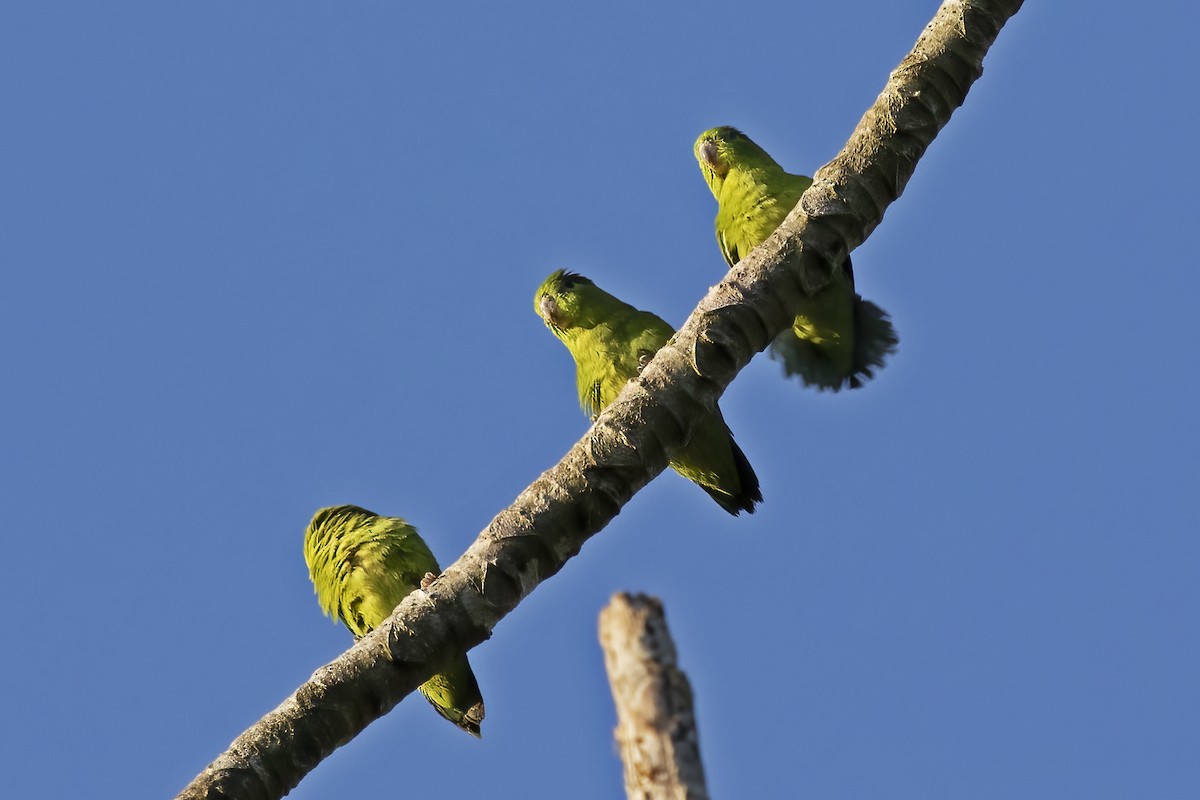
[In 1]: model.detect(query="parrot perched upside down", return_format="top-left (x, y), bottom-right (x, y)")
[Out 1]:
top-left (694, 126), bottom-right (898, 391)
top-left (534, 269), bottom-right (761, 515)
top-left (303, 504), bottom-right (485, 737)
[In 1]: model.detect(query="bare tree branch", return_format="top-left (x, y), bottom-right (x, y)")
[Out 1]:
top-left (177, 2), bottom-right (1024, 797)
top-left (600, 593), bottom-right (709, 800)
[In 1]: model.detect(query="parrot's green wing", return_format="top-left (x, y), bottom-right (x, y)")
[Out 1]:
top-left (535, 270), bottom-right (761, 515)
top-left (695, 126), bottom-right (898, 391)
top-left (304, 504), bottom-right (485, 737)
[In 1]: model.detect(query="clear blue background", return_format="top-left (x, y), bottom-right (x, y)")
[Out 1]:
top-left (3, 3), bottom-right (1197, 798)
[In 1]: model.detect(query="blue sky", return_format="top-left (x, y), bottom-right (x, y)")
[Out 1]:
top-left (3, 2), bottom-right (1197, 798)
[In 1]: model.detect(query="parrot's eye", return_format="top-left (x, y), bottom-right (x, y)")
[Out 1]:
top-left (560, 276), bottom-right (576, 289)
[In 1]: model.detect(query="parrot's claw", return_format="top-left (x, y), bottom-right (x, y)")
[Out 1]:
top-left (420, 572), bottom-right (437, 590)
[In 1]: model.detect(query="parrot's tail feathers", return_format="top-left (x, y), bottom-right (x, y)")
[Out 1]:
top-left (419, 659), bottom-right (485, 738)
top-left (705, 439), bottom-right (762, 516)
top-left (849, 296), bottom-right (899, 390)
top-left (422, 690), bottom-right (485, 738)
top-left (768, 333), bottom-right (849, 390)
top-left (768, 297), bottom-right (898, 391)
top-left (453, 701), bottom-right (485, 739)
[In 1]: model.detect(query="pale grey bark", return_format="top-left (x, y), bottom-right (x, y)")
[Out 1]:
top-left (177, 2), bottom-right (1025, 797)
top-left (600, 593), bottom-right (709, 800)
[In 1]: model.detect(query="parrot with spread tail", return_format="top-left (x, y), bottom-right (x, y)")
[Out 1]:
top-left (694, 126), bottom-right (898, 390)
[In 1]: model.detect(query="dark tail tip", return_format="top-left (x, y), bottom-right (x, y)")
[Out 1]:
top-left (707, 438), bottom-right (762, 516)
top-left (849, 296), bottom-right (899, 388)
top-left (431, 699), bottom-right (484, 738)
top-left (769, 296), bottom-right (898, 391)
top-left (461, 701), bottom-right (484, 738)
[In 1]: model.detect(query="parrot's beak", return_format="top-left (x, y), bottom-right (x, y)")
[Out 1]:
top-left (699, 139), bottom-right (726, 176)
top-left (538, 293), bottom-right (558, 326)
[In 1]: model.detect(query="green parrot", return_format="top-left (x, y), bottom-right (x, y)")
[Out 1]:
top-left (303, 504), bottom-right (485, 737)
top-left (534, 269), bottom-right (761, 515)
top-left (694, 126), bottom-right (898, 390)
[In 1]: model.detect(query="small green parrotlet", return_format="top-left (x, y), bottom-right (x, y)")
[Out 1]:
top-left (694, 126), bottom-right (898, 390)
top-left (303, 504), bottom-right (485, 737)
top-left (535, 269), bottom-right (762, 515)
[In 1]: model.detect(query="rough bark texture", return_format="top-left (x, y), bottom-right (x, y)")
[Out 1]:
top-left (177, 2), bottom-right (1024, 797)
top-left (600, 593), bottom-right (709, 800)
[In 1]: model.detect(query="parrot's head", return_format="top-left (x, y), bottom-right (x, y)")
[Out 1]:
top-left (535, 270), bottom-right (598, 338)
top-left (694, 126), bottom-right (772, 199)
top-left (303, 504), bottom-right (376, 621)
top-left (307, 504), bottom-right (374, 538)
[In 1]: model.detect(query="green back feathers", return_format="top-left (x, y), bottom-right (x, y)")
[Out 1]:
top-left (304, 504), bottom-right (438, 637)
top-left (303, 504), bottom-right (486, 736)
